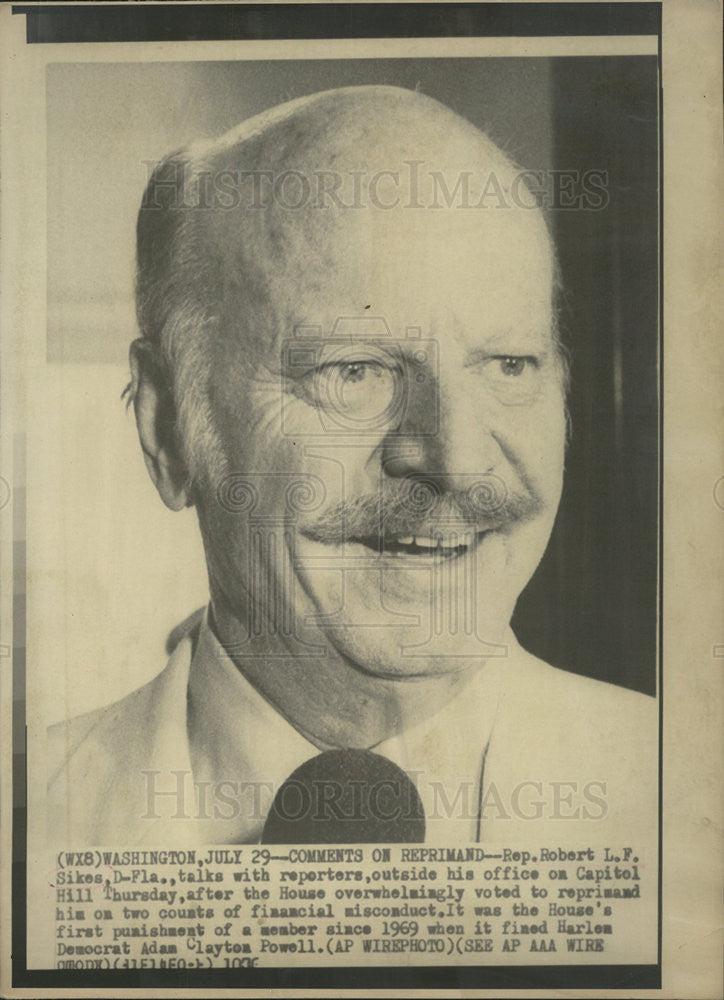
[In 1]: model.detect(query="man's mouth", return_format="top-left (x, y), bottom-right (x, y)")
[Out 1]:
top-left (346, 530), bottom-right (488, 559)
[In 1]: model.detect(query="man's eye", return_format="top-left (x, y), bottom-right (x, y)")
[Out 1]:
top-left (337, 361), bottom-right (378, 384)
top-left (314, 360), bottom-right (399, 418)
top-left (319, 359), bottom-right (388, 387)
top-left (479, 354), bottom-right (542, 404)
top-left (498, 356), bottom-right (531, 377)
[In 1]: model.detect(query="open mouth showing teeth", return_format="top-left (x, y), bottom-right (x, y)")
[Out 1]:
top-left (350, 532), bottom-right (487, 558)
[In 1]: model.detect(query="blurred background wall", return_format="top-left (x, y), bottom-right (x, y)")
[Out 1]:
top-left (513, 57), bottom-right (659, 696)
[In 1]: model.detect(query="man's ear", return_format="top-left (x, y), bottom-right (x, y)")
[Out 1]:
top-left (129, 339), bottom-right (191, 511)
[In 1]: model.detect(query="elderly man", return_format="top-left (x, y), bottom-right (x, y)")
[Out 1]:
top-left (48, 86), bottom-right (656, 845)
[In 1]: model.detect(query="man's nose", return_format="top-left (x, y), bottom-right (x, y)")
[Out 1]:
top-left (381, 370), bottom-right (501, 490)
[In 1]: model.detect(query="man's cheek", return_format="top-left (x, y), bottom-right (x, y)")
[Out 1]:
top-left (516, 398), bottom-right (566, 479)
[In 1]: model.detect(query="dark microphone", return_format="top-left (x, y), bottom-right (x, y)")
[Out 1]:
top-left (261, 749), bottom-right (425, 844)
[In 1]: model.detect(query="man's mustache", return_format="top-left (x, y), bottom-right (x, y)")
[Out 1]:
top-left (301, 477), bottom-right (543, 543)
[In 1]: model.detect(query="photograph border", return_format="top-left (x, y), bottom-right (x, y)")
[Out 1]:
top-left (8, 1), bottom-right (664, 991)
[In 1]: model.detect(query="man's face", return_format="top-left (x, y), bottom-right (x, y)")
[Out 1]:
top-left (199, 200), bottom-right (566, 680)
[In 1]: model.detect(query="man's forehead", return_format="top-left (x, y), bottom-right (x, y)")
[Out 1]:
top-left (215, 197), bottom-right (554, 346)
top-left (190, 86), bottom-right (554, 352)
top-left (214, 225), bottom-right (554, 376)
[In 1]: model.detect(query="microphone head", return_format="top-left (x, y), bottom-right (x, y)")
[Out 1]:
top-left (261, 748), bottom-right (425, 844)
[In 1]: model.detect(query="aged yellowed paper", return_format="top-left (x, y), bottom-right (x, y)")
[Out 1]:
top-left (1, 1), bottom-right (721, 997)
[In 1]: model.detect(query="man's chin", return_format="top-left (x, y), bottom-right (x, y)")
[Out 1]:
top-left (320, 623), bottom-right (511, 682)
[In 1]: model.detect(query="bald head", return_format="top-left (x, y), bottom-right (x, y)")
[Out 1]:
top-left (195, 84), bottom-right (517, 180)
top-left (134, 86), bottom-right (559, 482)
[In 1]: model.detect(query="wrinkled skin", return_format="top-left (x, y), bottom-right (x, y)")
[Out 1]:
top-left (132, 87), bottom-right (566, 749)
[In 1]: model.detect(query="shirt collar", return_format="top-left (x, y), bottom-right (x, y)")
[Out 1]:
top-left (187, 607), bottom-right (509, 843)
